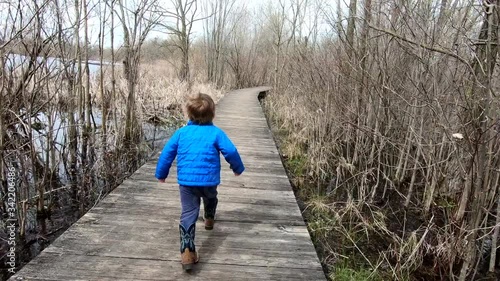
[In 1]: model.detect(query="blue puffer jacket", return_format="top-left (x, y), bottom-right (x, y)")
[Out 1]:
top-left (155, 120), bottom-right (245, 186)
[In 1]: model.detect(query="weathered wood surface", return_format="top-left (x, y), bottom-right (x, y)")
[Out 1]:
top-left (11, 87), bottom-right (326, 280)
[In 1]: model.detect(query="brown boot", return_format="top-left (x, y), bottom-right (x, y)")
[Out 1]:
top-left (204, 218), bottom-right (214, 230)
top-left (203, 195), bottom-right (217, 230)
top-left (181, 248), bottom-right (199, 271)
top-left (179, 224), bottom-right (198, 271)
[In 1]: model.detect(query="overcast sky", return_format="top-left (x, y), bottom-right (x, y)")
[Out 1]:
top-left (0, 0), bottom-right (338, 49)
top-left (86, 0), bottom-right (274, 48)
top-left (92, 0), bottom-right (336, 49)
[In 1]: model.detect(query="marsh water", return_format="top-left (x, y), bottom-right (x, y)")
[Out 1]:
top-left (0, 55), bottom-right (176, 280)
top-left (0, 113), bottom-right (175, 281)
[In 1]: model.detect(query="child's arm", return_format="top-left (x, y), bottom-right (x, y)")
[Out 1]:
top-left (216, 130), bottom-right (245, 175)
top-left (155, 130), bottom-right (180, 181)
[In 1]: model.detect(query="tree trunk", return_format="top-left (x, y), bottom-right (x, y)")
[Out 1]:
top-left (336, 0), bottom-right (343, 40)
top-left (359, 0), bottom-right (372, 95)
top-left (181, 46), bottom-right (190, 83)
top-left (119, 0), bottom-right (139, 147)
top-left (31, 1), bottom-right (44, 216)
top-left (458, 2), bottom-right (499, 279)
top-left (71, 0), bottom-right (81, 204)
top-left (346, 0), bottom-right (357, 59)
top-left (100, 2), bottom-right (107, 152)
top-left (435, 0), bottom-right (448, 35)
top-left (489, 181), bottom-right (500, 272)
top-left (123, 49), bottom-right (138, 147)
top-left (81, 0), bottom-right (92, 213)
top-left (177, 0), bottom-right (191, 85)
top-left (111, 0), bottom-right (118, 133)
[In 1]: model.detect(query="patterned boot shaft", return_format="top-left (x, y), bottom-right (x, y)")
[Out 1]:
top-left (179, 224), bottom-right (196, 253)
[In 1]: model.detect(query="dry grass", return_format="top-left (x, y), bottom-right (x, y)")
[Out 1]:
top-left (262, 34), bottom-right (500, 279)
top-left (92, 60), bottom-right (226, 124)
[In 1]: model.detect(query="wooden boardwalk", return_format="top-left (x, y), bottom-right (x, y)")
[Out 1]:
top-left (11, 87), bottom-right (326, 280)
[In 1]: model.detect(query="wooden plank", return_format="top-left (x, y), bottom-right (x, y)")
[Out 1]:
top-left (108, 179), bottom-right (297, 201)
top-left (10, 87), bottom-right (325, 281)
top-left (87, 201), bottom-right (305, 225)
top-left (74, 212), bottom-right (307, 229)
top-left (104, 191), bottom-right (299, 207)
top-left (17, 252), bottom-right (325, 281)
top-left (43, 235), bottom-right (320, 269)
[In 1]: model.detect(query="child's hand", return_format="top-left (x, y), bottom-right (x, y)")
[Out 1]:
top-left (158, 179), bottom-right (166, 183)
top-left (234, 173), bottom-right (241, 177)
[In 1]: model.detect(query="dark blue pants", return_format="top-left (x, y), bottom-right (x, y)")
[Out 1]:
top-left (178, 185), bottom-right (218, 252)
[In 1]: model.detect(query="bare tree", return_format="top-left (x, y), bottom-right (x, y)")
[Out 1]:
top-left (225, 4), bottom-right (256, 88)
top-left (202, 0), bottom-right (236, 87)
top-left (99, 0), bottom-right (108, 152)
top-left (109, 0), bottom-right (119, 132)
top-left (157, 0), bottom-right (205, 85)
top-left (457, 1), bottom-right (499, 279)
top-left (345, 0), bottom-right (357, 59)
top-left (116, 0), bottom-right (159, 147)
top-left (265, 0), bottom-right (288, 91)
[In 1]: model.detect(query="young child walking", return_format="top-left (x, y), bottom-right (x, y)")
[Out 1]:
top-left (155, 93), bottom-right (245, 271)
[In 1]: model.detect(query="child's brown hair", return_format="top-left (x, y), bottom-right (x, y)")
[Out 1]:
top-left (184, 93), bottom-right (215, 124)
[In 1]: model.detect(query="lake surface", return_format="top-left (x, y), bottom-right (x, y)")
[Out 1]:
top-left (4, 53), bottom-right (116, 75)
